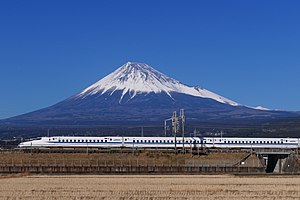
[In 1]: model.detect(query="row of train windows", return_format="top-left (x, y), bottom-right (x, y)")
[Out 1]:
top-left (55, 139), bottom-right (200, 144)
top-left (133, 140), bottom-right (198, 144)
top-left (204, 140), bottom-right (284, 144)
top-left (57, 139), bottom-right (108, 143)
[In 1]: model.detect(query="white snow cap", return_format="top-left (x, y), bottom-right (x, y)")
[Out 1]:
top-left (77, 62), bottom-right (239, 106)
top-left (254, 106), bottom-right (271, 111)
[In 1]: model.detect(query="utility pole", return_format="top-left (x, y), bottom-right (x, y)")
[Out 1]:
top-left (164, 118), bottom-right (172, 137)
top-left (141, 127), bottom-right (144, 137)
top-left (165, 109), bottom-right (185, 154)
top-left (172, 111), bottom-right (178, 154)
top-left (180, 109), bottom-right (185, 153)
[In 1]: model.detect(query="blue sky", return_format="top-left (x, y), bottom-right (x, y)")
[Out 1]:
top-left (0, 0), bottom-right (300, 119)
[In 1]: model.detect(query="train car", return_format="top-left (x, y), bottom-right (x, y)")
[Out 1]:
top-left (203, 137), bottom-right (299, 149)
top-left (18, 136), bottom-right (300, 149)
top-left (17, 136), bottom-right (201, 149)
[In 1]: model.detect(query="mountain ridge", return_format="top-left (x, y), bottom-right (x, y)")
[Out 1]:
top-left (1, 62), bottom-right (299, 126)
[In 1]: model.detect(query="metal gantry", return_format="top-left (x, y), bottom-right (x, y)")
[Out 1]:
top-left (164, 109), bottom-right (185, 154)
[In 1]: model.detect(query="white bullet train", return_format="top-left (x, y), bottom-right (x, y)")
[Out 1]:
top-left (18, 136), bottom-right (300, 149)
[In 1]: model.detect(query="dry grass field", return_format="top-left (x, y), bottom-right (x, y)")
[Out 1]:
top-left (0, 175), bottom-right (299, 199)
top-left (0, 151), bottom-right (260, 167)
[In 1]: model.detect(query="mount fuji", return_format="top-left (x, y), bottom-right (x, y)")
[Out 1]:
top-left (2, 62), bottom-right (298, 126)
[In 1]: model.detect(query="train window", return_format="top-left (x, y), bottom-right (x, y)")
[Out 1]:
top-left (110, 139), bottom-right (113, 141)
top-left (58, 140), bottom-right (61, 142)
top-left (105, 140), bottom-right (107, 142)
top-left (133, 140), bottom-right (135, 143)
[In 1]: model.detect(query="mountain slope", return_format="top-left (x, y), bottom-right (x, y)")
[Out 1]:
top-left (77, 62), bottom-right (238, 106)
top-left (2, 62), bottom-right (298, 126)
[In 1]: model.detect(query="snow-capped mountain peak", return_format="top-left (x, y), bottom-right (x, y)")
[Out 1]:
top-left (77, 62), bottom-right (239, 106)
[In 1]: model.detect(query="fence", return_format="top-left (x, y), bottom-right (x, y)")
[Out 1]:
top-left (0, 164), bottom-right (265, 174)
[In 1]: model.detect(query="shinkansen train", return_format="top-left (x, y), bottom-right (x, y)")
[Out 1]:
top-left (18, 136), bottom-right (300, 149)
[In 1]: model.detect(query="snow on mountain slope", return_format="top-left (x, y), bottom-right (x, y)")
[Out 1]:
top-left (77, 62), bottom-right (239, 106)
top-left (254, 106), bottom-right (271, 111)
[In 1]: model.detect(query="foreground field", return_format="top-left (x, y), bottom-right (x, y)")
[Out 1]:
top-left (0, 175), bottom-right (299, 199)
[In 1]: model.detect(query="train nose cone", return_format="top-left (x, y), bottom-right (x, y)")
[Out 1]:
top-left (18, 141), bottom-right (30, 148)
top-left (18, 142), bottom-right (25, 148)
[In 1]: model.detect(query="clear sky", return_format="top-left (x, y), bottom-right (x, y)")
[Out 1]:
top-left (0, 0), bottom-right (300, 119)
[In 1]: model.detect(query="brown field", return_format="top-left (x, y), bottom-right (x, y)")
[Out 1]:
top-left (0, 175), bottom-right (299, 199)
top-left (0, 151), bottom-right (261, 167)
